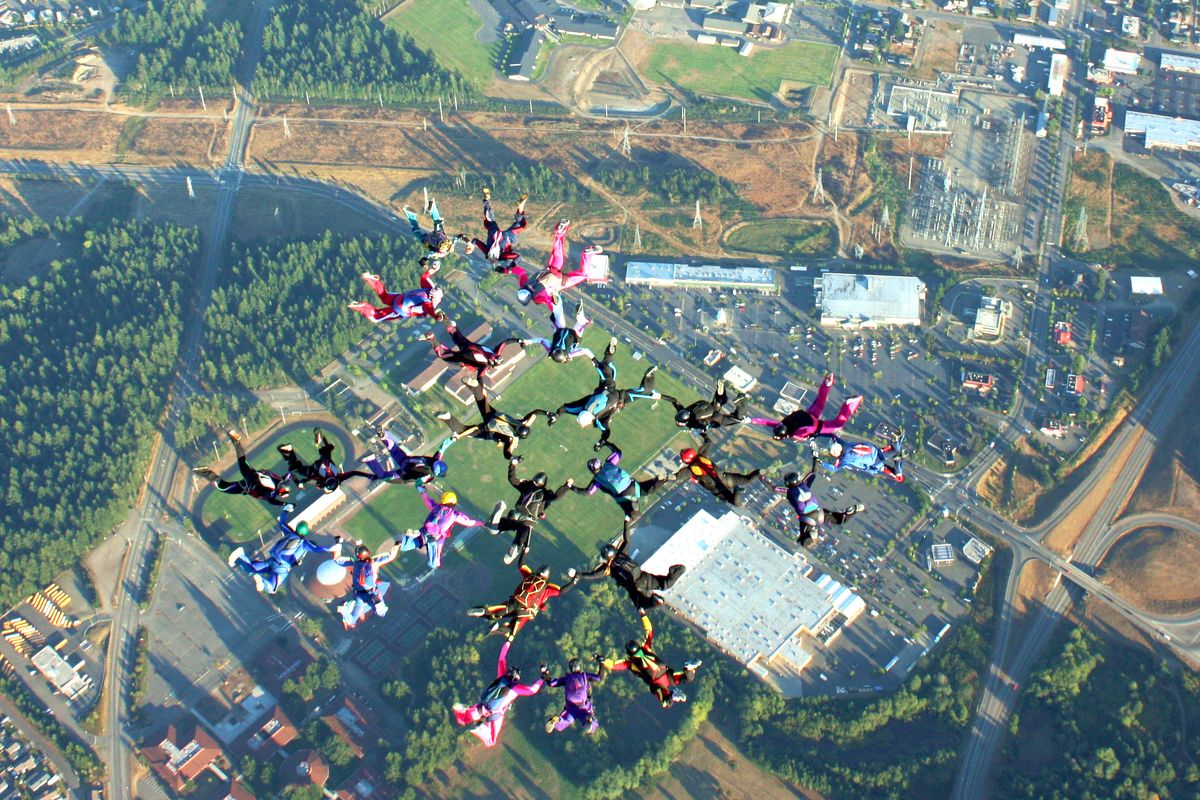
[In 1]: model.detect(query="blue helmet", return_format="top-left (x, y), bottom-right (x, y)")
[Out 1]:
top-left (432, 460), bottom-right (448, 477)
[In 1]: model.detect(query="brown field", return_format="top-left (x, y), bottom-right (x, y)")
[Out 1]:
top-left (1100, 526), bottom-right (1200, 615)
top-left (127, 117), bottom-right (230, 164)
top-left (0, 175), bottom-right (90, 221)
top-left (0, 109), bottom-right (125, 160)
top-left (1067, 150), bottom-right (1113, 250)
top-left (1129, 359), bottom-right (1200, 525)
top-left (1006, 560), bottom-right (1061, 654)
top-left (916, 21), bottom-right (963, 81)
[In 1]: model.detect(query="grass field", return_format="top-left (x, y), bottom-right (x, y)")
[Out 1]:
top-left (724, 218), bottom-right (836, 257)
top-left (643, 39), bottom-right (838, 103)
top-left (386, 0), bottom-right (497, 85)
top-left (342, 329), bottom-right (700, 570)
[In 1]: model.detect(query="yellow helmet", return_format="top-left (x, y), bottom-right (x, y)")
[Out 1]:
top-left (441, 491), bottom-right (458, 505)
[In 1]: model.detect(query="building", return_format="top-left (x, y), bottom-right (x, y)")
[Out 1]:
top-left (143, 720), bottom-right (222, 793)
top-left (321, 697), bottom-right (370, 759)
top-left (1067, 373), bottom-right (1086, 394)
top-left (334, 765), bottom-right (396, 800)
top-left (1130, 275), bottom-right (1164, 295)
top-left (930, 543), bottom-right (956, 566)
top-left (1122, 14), bottom-right (1140, 36)
top-left (626, 0), bottom-right (657, 10)
top-left (556, 16), bottom-right (620, 40)
top-left (1160, 51), bottom-right (1200, 74)
top-left (240, 706), bottom-right (297, 755)
top-left (282, 750), bottom-right (330, 791)
top-left (1044, 367), bottom-right (1057, 390)
top-left (780, 381), bottom-right (809, 404)
top-left (961, 371), bottom-right (995, 394)
top-left (1091, 95), bottom-right (1113, 134)
top-left (624, 262), bottom-right (779, 293)
top-left (1103, 47), bottom-right (1141, 75)
top-left (963, 537), bottom-right (994, 564)
top-left (641, 510), bottom-right (864, 695)
top-left (701, 14), bottom-right (748, 34)
top-left (506, 29), bottom-right (545, 81)
top-left (30, 646), bottom-right (90, 702)
top-left (1048, 53), bottom-right (1070, 96)
top-left (1053, 320), bottom-right (1072, 346)
top-left (815, 273), bottom-right (926, 328)
top-left (1013, 32), bottom-right (1065, 48)
top-left (1088, 66), bottom-right (1113, 84)
top-left (972, 296), bottom-right (1012, 339)
top-left (1125, 111), bottom-right (1200, 150)
top-left (723, 365), bottom-right (757, 393)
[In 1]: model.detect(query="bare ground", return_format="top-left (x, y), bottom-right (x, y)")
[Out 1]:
top-left (83, 531), bottom-right (129, 612)
top-left (1007, 560), bottom-right (1060, 651)
top-left (1100, 526), bottom-right (1200, 615)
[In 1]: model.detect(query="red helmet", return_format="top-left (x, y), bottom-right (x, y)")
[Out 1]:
top-left (680, 448), bottom-right (697, 464)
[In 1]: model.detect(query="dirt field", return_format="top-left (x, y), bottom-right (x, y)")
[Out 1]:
top-left (637, 722), bottom-right (817, 800)
top-left (0, 108), bottom-right (125, 161)
top-left (916, 21), bottom-right (963, 81)
top-left (83, 531), bottom-right (129, 612)
top-left (127, 117), bottom-right (230, 164)
top-left (1128, 359), bottom-right (1200, 525)
top-left (1066, 150), bottom-right (1114, 250)
top-left (1101, 526), bottom-right (1200, 614)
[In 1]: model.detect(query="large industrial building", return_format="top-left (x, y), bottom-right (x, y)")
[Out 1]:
top-left (972, 296), bottom-right (1013, 340)
top-left (642, 510), bottom-right (865, 696)
top-left (1124, 111), bottom-right (1200, 151)
top-left (815, 272), bottom-right (926, 328)
top-left (625, 262), bottom-right (780, 293)
top-left (1048, 53), bottom-right (1071, 97)
top-left (1161, 51), bottom-right (1200, 74)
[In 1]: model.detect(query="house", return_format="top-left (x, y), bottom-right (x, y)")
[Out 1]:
top-left (240, 706), bottom-right (298, 755)
top-left (1053, 320), bottom-right (1072, 346)
top-left (321, 696), bottom-right (369, 759)
top-left (961, 371), bottom-right (996, 394)
top-left (334, 765), bottom-right (397, 800)
top-left (142, 719), bottom-right (222, 793)
top-left (282, 750), bottom-right (330, 790)
top-left (506, 29), bottom-right (545, 82)
top-left (1067, 373), bottom-right (1086, 394)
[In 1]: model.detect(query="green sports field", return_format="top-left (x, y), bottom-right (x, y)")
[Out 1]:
top-left (386, 0), bottom-right (497, 85)
top-left (341, 329), bottom-right (700, 571)
top-left (644, 39), bottom-right (839, 102)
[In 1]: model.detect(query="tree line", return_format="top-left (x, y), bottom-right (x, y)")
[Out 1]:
top-left (594, 164), bottom-right (744, 208)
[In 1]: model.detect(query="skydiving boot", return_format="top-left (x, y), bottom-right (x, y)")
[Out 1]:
top-left (489, 501), bottom-right (507, 534)
top-left (226, 547), bottom-right (246, 568)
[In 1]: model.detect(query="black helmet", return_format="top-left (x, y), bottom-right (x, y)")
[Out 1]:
top-left (674, 408), bottom-right (692, 425)
top-left (600, 543), bottom-right (618, 560)
top-left (322, 476), bottom-right (340, 493)
top-left (568, 658), bottom-right (583, 673)
top-left (507, 666), bottom-right (521, 682)
top-left (355, 544), bottom-right (371, 560)
top-left (784, 472), bottom-right (802, 488)
top-left (587, 458), bottom-right (602, 473)
top-left (515, 424), bottom-right (532, 439)
top-left (536, 564), bottom-right (551, 578)
top-left (532, 471), bottom-right (548, 488)
top-left (625, 639), bottom-right (640, 655)
top-left (550, 349), bottom-right (570, 363)
top-left (772, 423), bottom-right (789, 439)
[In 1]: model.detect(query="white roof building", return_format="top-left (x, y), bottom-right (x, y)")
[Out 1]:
top-left (624, 262), bottom-right (779, 293)
top-left (1103, 48), bottom-right (1141, 75)
top-left (815, 272), bottom-right (926, 328)
top-left (1048, 53), bottom-right (1071, 96)
top-left (1013, 33), bottom-right (1066, 49)
top-left (722, 365), bottom-right (757, 393)
top-left (1124, 111), bottom-right (1200, 150)
top-left (1129, 276), bottom-right (1164, 295)
top-left (963, 537), bottom-right (994, 564)
top-left (1160, 52), bottom-right (1200, 74)
top-left (642, 510), bottom-right (863, 694)
top-left (31, 646), bottom-right (91, 701)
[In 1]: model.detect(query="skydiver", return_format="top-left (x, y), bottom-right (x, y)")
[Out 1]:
top-left (348, 258), bottom-right (446, 323)
top-left (601, 614), bottom-right (701, 708)
top-left (674, 443), bottom-right (762, 506)
top-left (466, 552), bottom-right (577, 642)
top-left (667, 379), bottom-right (748, 438)
top-left (360, 428), bottom-right (455, 485)
top-left (525, 337), bottom-right (661, 450)
top-left (276, 427), bottom-right (374, 493)
top-left (192, 429), bottom-right (292, 506)
top-left (452, 641), bottom-right (542, 748)
top-left (397, 486), bottom-right (485, 570)
top-left (579, 520), bottom-right (685, 613)
top-left (488, 456), bottom-right (574, 565)
top-left (498, 219), bottom-right (603, 314)
top-left (575, 441), bottom-right (675, 520)
top-left (333, 540), bottom-right (401, 629)
top-left (814, 431), bottom-right (906, 483)
top-left (464, 188), bottom-right (528, 265)
top-left (435, 380), bottom-right (533, 459)
top-left (403, 195), bottom-right (469, 262)
top-left (540, 656), bottom-right (605, 735)
top-left (747, 373), bottom-right (863, 442)
top-left (525, 297), bottom-right (594, 364)
top-left (772, 456), bottom-right (866, 547)
top-left (422, 318), bottom-right (521, 384)
top-left (227, 507), bottom-right (343, 594)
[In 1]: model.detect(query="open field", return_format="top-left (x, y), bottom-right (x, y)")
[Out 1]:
top-left (228, 184), bottom-right (388, 243)
top-left (640, 40), bottom-right (838, 103)
top-left (724, 218), bottom-right (836, 258)
top-left (1129, 361), bottom-right (1200, 525)
top-left (384, 0), bottom-right (496, 86)
top-left (1101, 526), bottom-right (1200, 615)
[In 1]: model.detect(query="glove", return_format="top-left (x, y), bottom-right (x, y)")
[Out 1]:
top-left (511, 455), bottom-right (524, 464)
top-left (334, 536), bottom-right (344, 544)
top-left (283, 503), bottom-right (295, 513)
top-left (566, 567), bottom-right (577, 579)
top-left (539, 662), bottom-right (549, 673)
top-left (594, 653), bottom-right (603, 661)
top-left (564, 477), bottom-right (575, 487)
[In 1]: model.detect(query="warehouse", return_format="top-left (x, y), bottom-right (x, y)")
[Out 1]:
top-left (815, 272), bottom-right (926, 328)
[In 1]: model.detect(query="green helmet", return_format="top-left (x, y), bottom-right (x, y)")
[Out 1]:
top-left (295, 521), bottom-right (310, 537)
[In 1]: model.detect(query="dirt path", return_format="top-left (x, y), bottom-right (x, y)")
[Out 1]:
top-left (1043, 426), bottom-right (1145, 556)
top-left (810, 130), bottom-right (849, 254)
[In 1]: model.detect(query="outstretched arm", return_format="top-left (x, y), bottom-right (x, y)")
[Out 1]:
top-left (511, 678), bottom-right (543, 697)
top-left (641, 613), bottom-right (654, 649)
top-left (619, 519), bottom-right (633, 554)
top-left (551, 479), bottom-right (574, 500)
top-left (497, 640), bottom-right (512, 678)
top-left (417, 484), bottom-right (436, 511)
top-left (507, 458), bottom-right (523, 488)
top-left (432, 436), bottom-right (455, 460)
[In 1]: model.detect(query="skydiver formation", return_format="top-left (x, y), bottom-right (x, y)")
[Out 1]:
top-left (197, 188), bottom-right (909, 748)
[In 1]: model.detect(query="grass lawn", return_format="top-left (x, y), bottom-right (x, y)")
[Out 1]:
top-left (386, 0), bottom-right (497, 85)
top-left (643, 39), bottom-right (838, 103)
top-left (342, 329), bottom-right (700, 570)
top-left (724, 218), bottom-right (836, 258)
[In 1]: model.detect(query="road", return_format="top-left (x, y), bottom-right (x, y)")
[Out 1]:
top-left (0, 694), bottom-right (83, 796)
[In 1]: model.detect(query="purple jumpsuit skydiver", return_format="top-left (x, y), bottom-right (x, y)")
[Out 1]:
top-left (452, 641), bottom-right (542, 747)
top-left (398, 485), bottom-right (484, 569)
top-left (575, 441), bottom-right (674, 519)
top-left (748, 373), bottom-right (863, 441)
top-left (541, 658), bottom-right (604, 734)
top-left (227, 510), bottom-right (341, 594)
top-left (774, 456), bottom-right (866, 547)
top-left (360, 429), bottom-right (454, 485)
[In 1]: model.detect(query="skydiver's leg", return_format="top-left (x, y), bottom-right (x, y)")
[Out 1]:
top-left (360, 273), bottom-right (400, 307)
top-left (616, 495), bottom-right (637, 518)
top-left (824, 504), bottom-right (865, 525)
top-left (436, 410), bottom-right (476, 438)
top-left (234, 557), bottom-right (272, 576)
top-left (549, 295), bottom-right (567, 330)
top-left (818, 395), bottom-right (864, 434)
top-left (427, 197), bottom-right (443, 228)
top-left (722, 469), bottom-right (763, 488)
top-left (806, 374), bottom-right (834, 418)
top-left (315, 428), bottom-right (335, 464)
top-left (572, 299), bottom-right (590, 336)
top-left (447, 324), bottom-right (473, 351)
top-left (276, 444), bottom-right (306, 477)
top-left (596, 354), bottom-right (618, 392)
top-left (504, 262), bottom-right (531, 286)
top-left (348, 302), bottom-right (395, 322)
top-left (546, 218), bottom-right (568, 271)
top-left (500, 434), bottom-right (519, 459)
top-left (213, 479), bottom-right (249, 496)
top-left (404, 205), bottom-right (421, 234)
top-left (635, 564), bottom-right (685, 594)
top-left (233, 442), bottom-right (259, 486)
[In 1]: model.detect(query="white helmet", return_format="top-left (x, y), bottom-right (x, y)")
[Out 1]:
top-left (577, 410), bottom-right (595, 427)
top-left (828, 442), bottom-right (844, 457)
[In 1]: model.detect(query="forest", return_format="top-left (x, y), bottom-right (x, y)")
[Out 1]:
top-left (429, 164), bottom-right (597, 207)
top-left (997, 627), bottom-right (1197, 799)
top-left (594, 164), bottom-right (745, 208)
top-left (0, 215), bottom-right (201, 608)
top-left (199, 231), bottom-right (426, 391)
top-left (252, 0), bottom-right (475, 104)
top-left (103, 0), bottom-right (243, 104)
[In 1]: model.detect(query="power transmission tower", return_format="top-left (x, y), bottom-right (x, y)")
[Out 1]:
top-left (186, 176), bottom-right (195, 199)
top-left (1072, 204), bottom-right (1089, 252)
top-left (621, 122), bottom-right (631, 158)
top-left (282, 116), bottom-right (292, 140)
top-left (1012, 245), bottom-right (1024, 271)
top-left (5, 104), bottom-right (13, 127)
top-left (854, 243), bottom-right (865, 260)
top-left (811, 168), bottom-right (827, 205)
top-left (633, 223), bottom-right (642, 250)
top-left (198, 85), bottom-right (206, 111)
top-left (692, 199), bottom-right (702, 230)
top-left (880, 204), bottom-right (890, 232)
